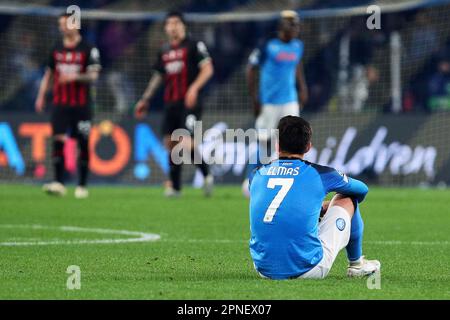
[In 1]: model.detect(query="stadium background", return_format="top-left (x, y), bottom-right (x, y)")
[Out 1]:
top-left (1, 0), bottom-right (450, 187)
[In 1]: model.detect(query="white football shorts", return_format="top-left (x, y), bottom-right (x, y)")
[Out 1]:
top-left (299, 205), bottom-right (351, 279)
top-left (255, 102), bottom-right (300, 141)
top-left (253, 205), bottom-right (351, 280)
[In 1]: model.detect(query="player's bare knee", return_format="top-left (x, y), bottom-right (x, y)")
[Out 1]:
top-left (329, 194), bottom-right (355, 217)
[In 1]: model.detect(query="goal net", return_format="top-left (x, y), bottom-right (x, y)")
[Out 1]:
top-left (1, 0), bottom-right (450, 187)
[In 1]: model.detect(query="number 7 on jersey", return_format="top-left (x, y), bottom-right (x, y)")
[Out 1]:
top-left (263, 178), bottom-right (294, 223)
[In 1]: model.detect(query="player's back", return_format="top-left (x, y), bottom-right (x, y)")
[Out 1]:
top-left (249, 158), bottom-right (327, 279)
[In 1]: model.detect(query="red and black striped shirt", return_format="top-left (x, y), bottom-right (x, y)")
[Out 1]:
top-left (153, 38), bottom-right (211, 104)
top-left (48, 39), bottom-right (101, 108)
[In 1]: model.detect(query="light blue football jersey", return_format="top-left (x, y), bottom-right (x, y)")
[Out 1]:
top-left (249, 157), bottom-right (369, 280)
top-left (248, 38), bottom-right (304, 105)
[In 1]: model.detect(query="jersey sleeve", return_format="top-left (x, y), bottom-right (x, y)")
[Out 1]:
top-left (318, 166), bottom-right (369, 203)
top-left (248, 167), bottom-right (258, 190)
top-left (248, 42), bottom-right (267, 67)
top-left (193, 40), bottom-right (211, 67)
top-left (152, 50), bottom-right (165, 75)
top-left (87, 46), bottom-right (101, 71)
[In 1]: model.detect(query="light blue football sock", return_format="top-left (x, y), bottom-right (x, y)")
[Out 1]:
top-left (346, 203), bottom-right (364, 262)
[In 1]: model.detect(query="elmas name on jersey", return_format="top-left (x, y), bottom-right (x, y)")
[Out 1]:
top-left (264, 164), bottom-right (300, 176)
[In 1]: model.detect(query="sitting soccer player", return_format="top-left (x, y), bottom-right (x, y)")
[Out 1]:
top-left (249, 116), bottom-right (380, 279)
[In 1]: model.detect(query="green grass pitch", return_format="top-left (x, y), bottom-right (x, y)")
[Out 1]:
top-left (0, 184), bottom-right (449, 299)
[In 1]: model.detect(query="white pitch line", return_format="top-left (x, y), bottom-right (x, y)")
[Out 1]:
top-left (0, 224), bottom-right (160, 247)
top-left (0, 224), bottom-right (447, 247)
top-left (161, 239), bottom-right (450, 246)
top-left (366, 240), bottom-right (450, 246)
top-left (163, 238), bottom-right (246, 244)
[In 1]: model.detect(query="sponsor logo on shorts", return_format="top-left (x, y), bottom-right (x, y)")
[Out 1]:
top-left (336, 218), bottom-right (346, 231)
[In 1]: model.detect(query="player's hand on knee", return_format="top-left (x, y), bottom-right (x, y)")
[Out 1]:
top-left (134, 99), bottom-right (149, 119)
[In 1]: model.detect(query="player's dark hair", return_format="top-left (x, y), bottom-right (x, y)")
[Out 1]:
top-left (277, 116), bottom-right (312, 155)
top-left (165, 10), bottom-right (186, 25)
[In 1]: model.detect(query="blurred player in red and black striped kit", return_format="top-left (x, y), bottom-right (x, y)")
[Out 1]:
top-left (35, 13), bottom-right (101, 198)
top-left (135, 11), bottom-right (214, 197)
